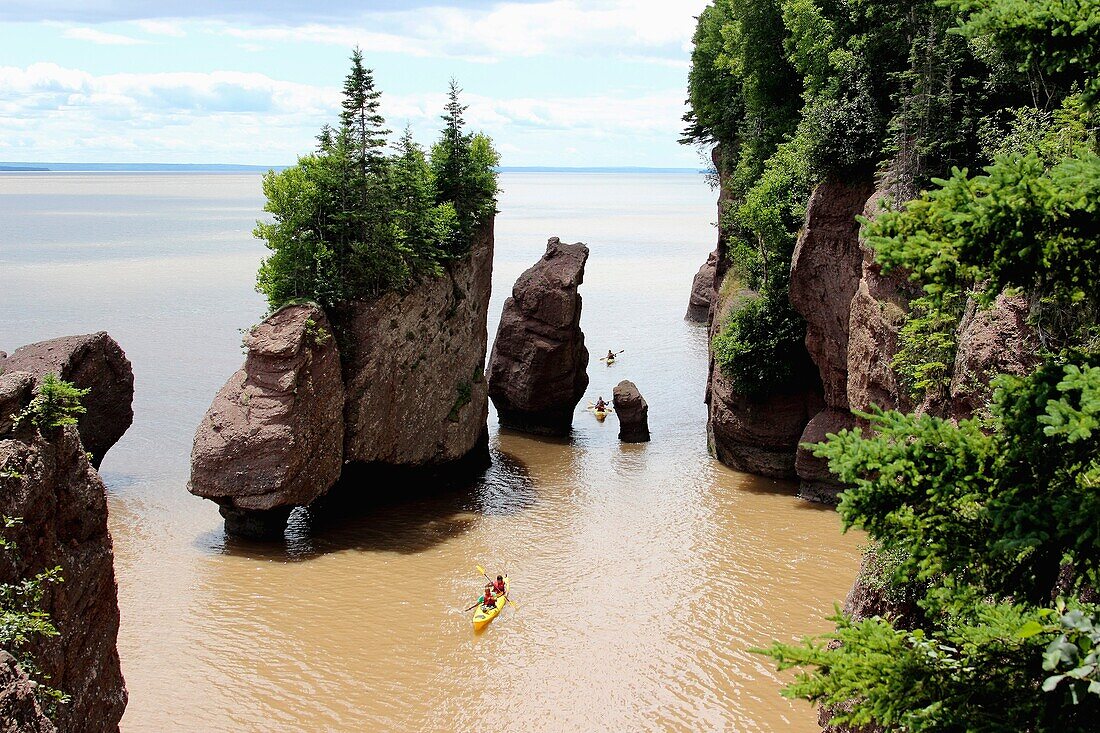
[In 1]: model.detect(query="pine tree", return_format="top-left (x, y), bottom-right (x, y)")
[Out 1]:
top-left (434, 79), bottom-right (470, 206)
top-left (340, 47), bottom-right (390, 173)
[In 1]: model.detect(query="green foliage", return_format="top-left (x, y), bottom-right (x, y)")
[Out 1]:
top-left (0, 518), bottom-right (67, 712)
top-left (255, 52), bottom-right (498, 310)
top-left (868, 152), bottom-right (1100, 309)
top-left (760, 601), bottom-right (1100, 731)
top-left (712, 292), bottom-right (817, 398)
top-left (15, 374), bottom-right (88, 433)
top-left (948, 0), bottom-right (1100, 106)
top-left (894, 291), bottom-right (965, 401)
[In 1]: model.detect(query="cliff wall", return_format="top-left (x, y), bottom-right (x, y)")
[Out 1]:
top-left (0, 334), bottom-right (132, 732)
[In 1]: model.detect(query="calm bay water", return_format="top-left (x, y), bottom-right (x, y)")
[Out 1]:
top-left (0, 172), bottom-right (862, 732)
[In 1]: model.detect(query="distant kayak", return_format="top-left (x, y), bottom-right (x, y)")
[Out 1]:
top-left (587, 403), bottom-right (613, 420)
top-left (599, 349), bottom-right (625, 365)
top-left (472, 576), bottom-right (509, 630)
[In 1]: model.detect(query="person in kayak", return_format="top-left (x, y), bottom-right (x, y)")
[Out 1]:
top-left (606, 350), bottom-right (616, 361)
top-left (493, 575), bottom-right (506, 595)
top-left (594, 396), bottom-right (609, 411)
top-left (480, 584), bottom-right (496, 609)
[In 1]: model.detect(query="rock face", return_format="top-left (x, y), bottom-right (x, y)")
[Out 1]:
top-left (2, 332), bottom-right (134, 467)
top-left (785, 181), bottom-right (1041, 504)
top-left (686, 249), bottom-right (718, 322)
top-left (0, 652), bottom-right (57, 733)
top-left (189, 303), bottom-right (345, 538)
top-left (703, 176), bottom-right (824, 479)
top-left (333, 220), bottom-right (494, 479)
top-left (0, 425), bottom-right (128, 732)
top-left (789, 179), bottom-right (875, 501)
top-left (190, 221), bottom-right (495, 536)
top-left (488, 237), bottom-right (590, 436)
top-left (612, 380), bottom-right (650, 443)
top-left (947, 292), bottom-right (1039, 420)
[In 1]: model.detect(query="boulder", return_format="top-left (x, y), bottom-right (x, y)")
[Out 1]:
top-left (0, 426), bottom-right (127, 732)
top-left (0, 371), bottom-right (34, 436)
top-left (686, 249), bottom-right (718, 322)
top-left (189, 303), bottom-right (345, 538)
top-left (2, 332), bottom-right (134, 467)
top-left (612, 380), bottom-right (650, 443)
top-left (488, 237), bottom-right (590, 436)
top-left (332, 221), bottom-right (494, 481)
top-left (0, 652), bottom-right (56, 733)
top-left (708, 365), bottom-right (824, 479)
top-left (795, 408), bottom-right (856, 504)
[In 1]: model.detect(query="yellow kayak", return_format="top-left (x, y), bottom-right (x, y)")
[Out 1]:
top-left (472, 576), bottom-right (509, 630)
top-left (587, 403), bottom-right (612, 421)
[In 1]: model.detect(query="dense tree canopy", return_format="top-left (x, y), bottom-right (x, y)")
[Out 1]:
top-left (686, 0), bottom-right (1100, 728)
top-left (255, 52), bottom-right (499, 310)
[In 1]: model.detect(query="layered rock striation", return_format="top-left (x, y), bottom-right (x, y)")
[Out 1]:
top-left (612, 380), bottom-right (650, 443)
top-left (190, 221), bottom-right (495, 537)
top-left (0, 334), bottom-right (131, 732)
top-left (189, 303), bottom-right (345, 538)
top-left (488, 237), bottom-right (590, 436)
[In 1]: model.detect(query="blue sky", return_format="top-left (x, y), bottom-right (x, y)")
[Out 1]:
top-left (0, 1), bottom-right (711, 166)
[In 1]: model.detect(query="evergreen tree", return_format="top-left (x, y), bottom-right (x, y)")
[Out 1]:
top-left (339, 47), bottom-right (390, 174)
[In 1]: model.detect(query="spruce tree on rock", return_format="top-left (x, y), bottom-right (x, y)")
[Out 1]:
top-left (340, 47), bottom-right (390, 173)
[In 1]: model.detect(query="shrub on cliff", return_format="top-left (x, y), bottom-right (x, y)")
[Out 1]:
top-left (15, 374), bottom-right (88, 433)
top-left (0, 517), bottom-right (66, 713)
top-left (255, 49), bottom-right (498, 310)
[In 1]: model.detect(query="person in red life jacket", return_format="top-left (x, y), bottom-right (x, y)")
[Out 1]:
top-left (594, 396), bottom-right (608, 411)
top-left (493, 575), bottom-right (506, 595)
top-left (480, 584), bottom-right (495, 609)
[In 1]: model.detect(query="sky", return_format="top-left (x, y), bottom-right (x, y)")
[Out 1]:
top-left (0, 1), bottom-right (713, 167)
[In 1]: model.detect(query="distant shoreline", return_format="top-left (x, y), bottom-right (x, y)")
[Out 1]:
top-left (0, 162), bottom-right (710, 175)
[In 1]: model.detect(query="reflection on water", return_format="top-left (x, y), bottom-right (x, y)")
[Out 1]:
top-left (0, 172), bottom-right (863, 732)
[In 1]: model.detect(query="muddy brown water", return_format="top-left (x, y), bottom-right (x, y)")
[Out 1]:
top-left (1, 172), bottom-right (863, 732)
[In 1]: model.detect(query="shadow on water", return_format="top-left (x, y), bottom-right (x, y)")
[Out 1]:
top-left (202, 447), bottom-right (536, 561)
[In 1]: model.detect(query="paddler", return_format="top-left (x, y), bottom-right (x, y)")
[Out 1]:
top-left (594, 396), bottom-right (609, 411)
top-left (492, 575), bottom-right (506, 595)
top-left (480, 584), bottom-right (496, 609)
top-left (606, 349), bottom-right (616, 361)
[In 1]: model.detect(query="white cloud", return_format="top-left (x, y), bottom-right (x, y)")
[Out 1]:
top-left (133, 20), bottom-right (187, 38)
top-left (207, 0), bottom-right (710, 64)
top-left (0, 63), bottom-right (695, 166)
top-left (62, 27), bottom-right (150, 46)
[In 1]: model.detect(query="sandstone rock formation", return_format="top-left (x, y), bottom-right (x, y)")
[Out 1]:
top-left (686, 249), bottom-right (718, 322)
top-left (789, 179), bottom-right (875, 500)
top-left (612, 380), bottom-right (650, 443)
top-left (0, 652), bottom-right (56, 733)
top-left (189, 303), bottom-right (345, 538)
top-left (488, 237), bottom-right (590, 436)
top-left (1, 332), bottom-right (134, 467)
top-left (703, 190), bottom-right (824, 480)
top-left (0, 371), bottom-right (34, 436)
top-left (947, 292), bottom-right (1039, 420)
top-left (332, 221), bottom-right (494, 481)
top-left (0, 425), bottom-right (127, 732)
top-left (189, 221), bottom-right (496, 535)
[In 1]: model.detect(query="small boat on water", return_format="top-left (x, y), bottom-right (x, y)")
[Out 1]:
top-left (472, 576), bottom-right (509, 630)
top-left (587, 403), bottom-right (613, 421)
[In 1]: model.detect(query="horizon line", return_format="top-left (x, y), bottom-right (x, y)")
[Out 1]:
top-left (0, 162), bottom-right (710, 174)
